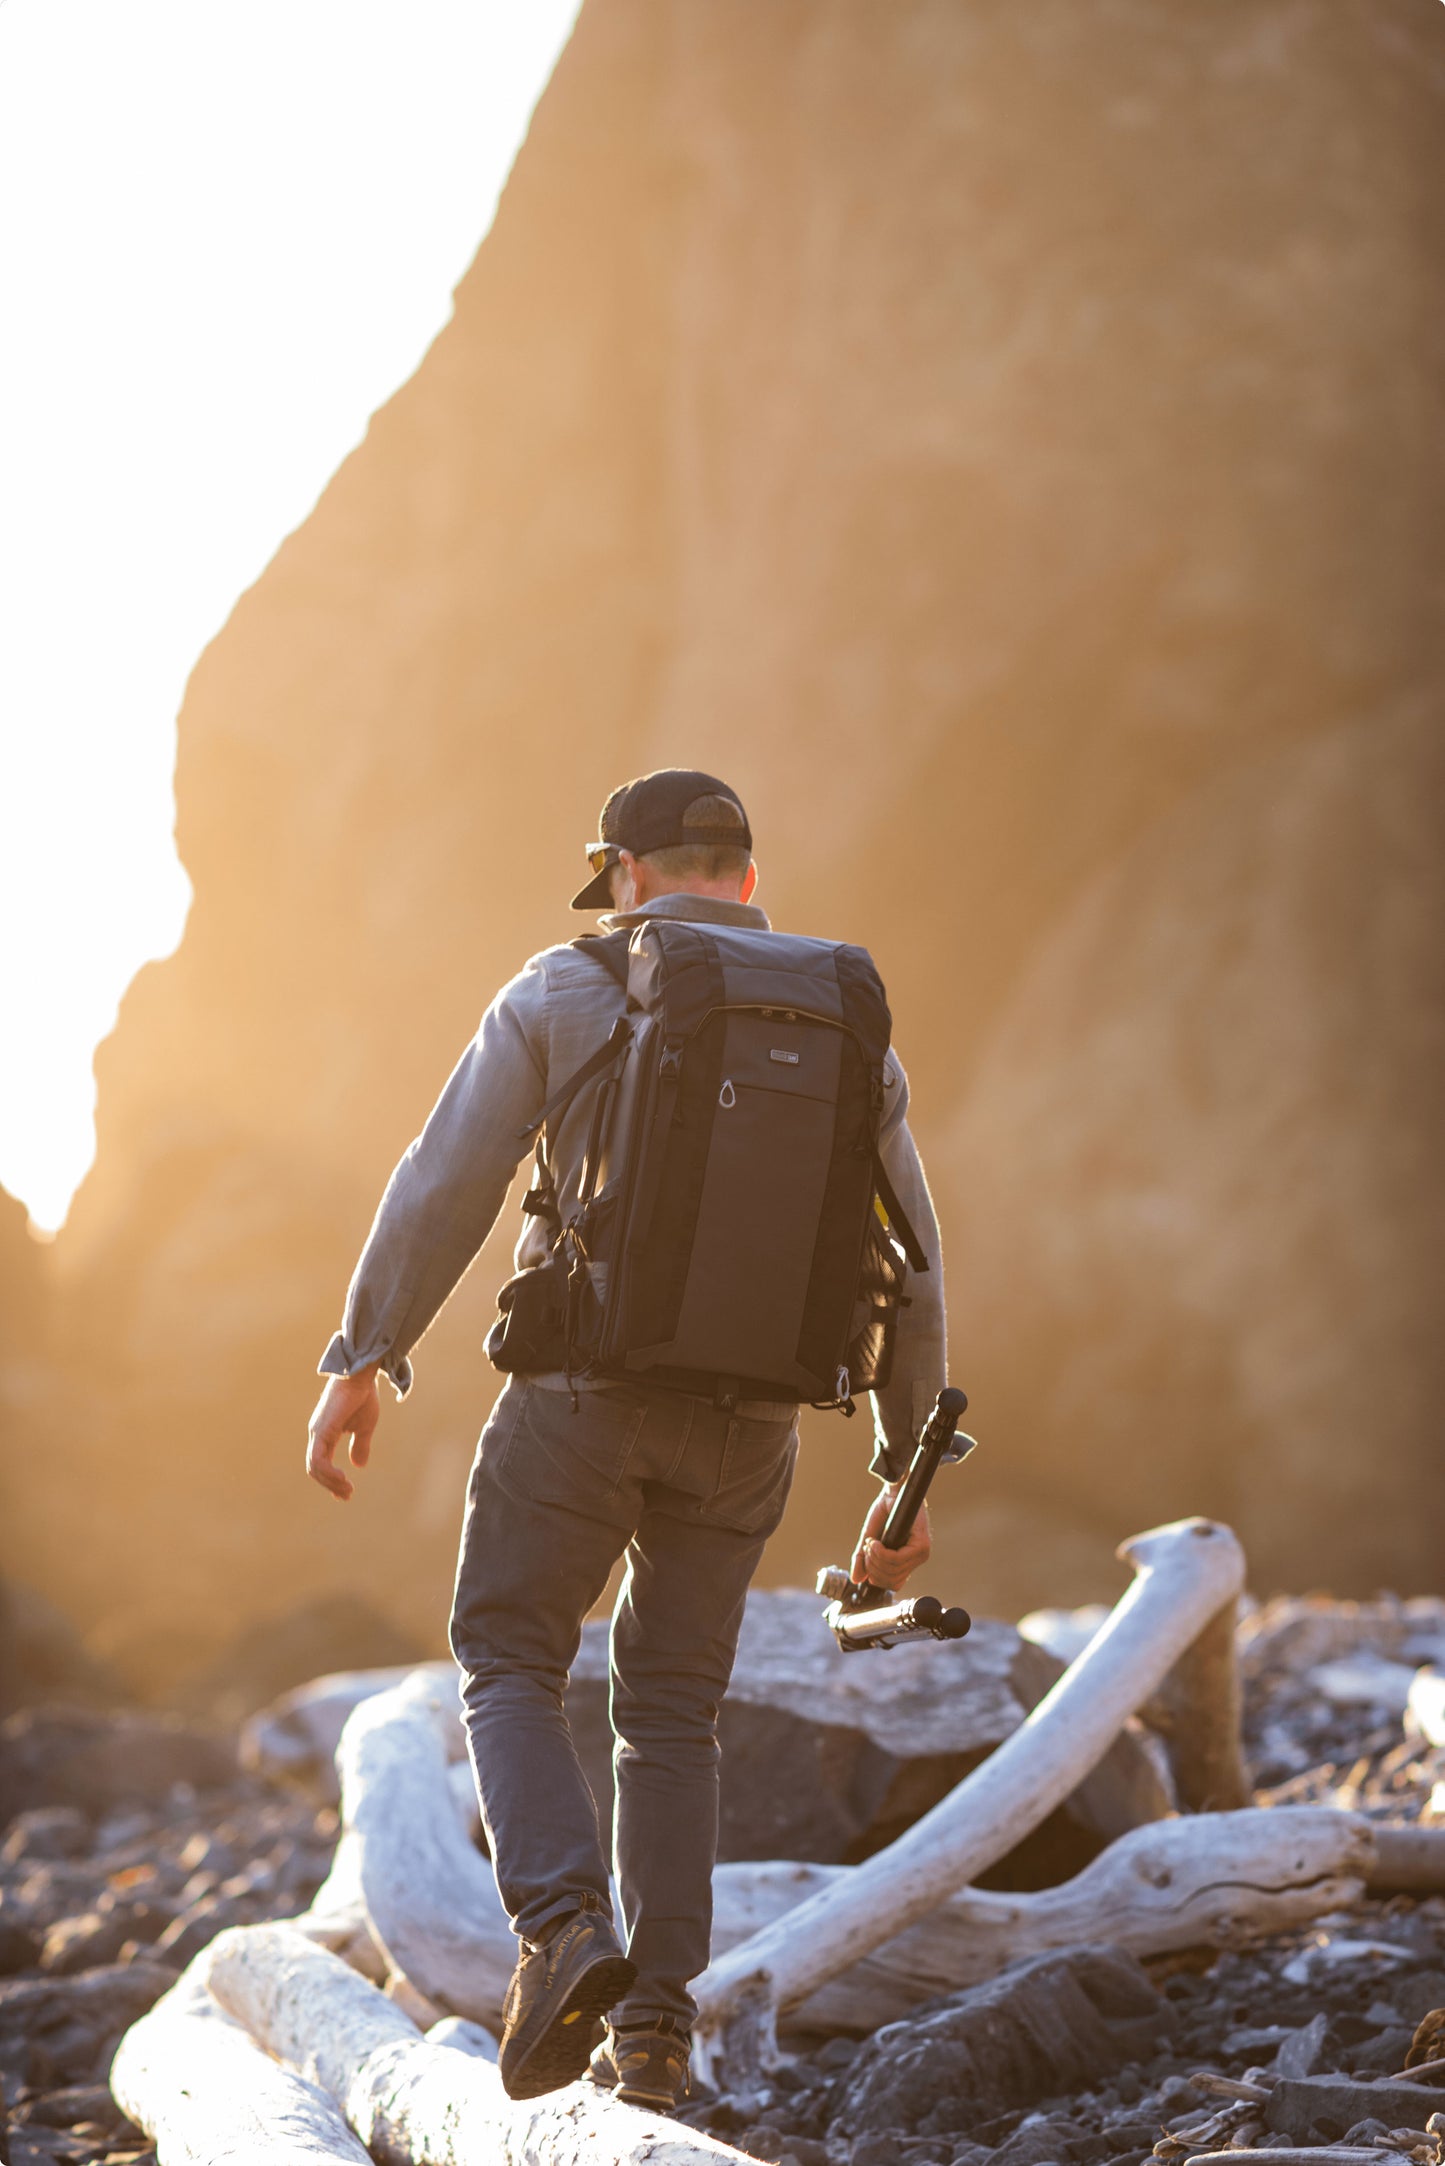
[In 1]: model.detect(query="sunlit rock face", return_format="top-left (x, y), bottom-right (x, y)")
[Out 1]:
top-left (21, 0), bottom-right (1445, 1691)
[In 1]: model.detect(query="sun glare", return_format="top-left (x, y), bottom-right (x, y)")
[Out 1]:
top-left (0, 0), bottom-right (580, 1235)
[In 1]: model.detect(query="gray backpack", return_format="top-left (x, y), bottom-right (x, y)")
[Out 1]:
top-left (486, 917), bottom-right (927, 1412)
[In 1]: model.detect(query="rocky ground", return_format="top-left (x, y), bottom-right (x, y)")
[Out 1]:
top-left (0, 1757), bottom-right (335, 2166)
top-left (3, 1593), bottom-right (1445, 2166)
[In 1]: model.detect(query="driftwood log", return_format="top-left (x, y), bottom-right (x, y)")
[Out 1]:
top-left (310, 1667), bottom-right (517, 2017)
top-left (691, 1516), bottom-right (1247, 2076)
top-left (203, 1921), bottom-right (756, 2166)
top-left (710, 1806), bottom-right (1425, 2035)
top-left (1136, 1599), bottom-right (1251, 1810)
top-left (1408, 1666), bottom-right (1445, 1747)
top-left (1368, 1823), bottom-right (1445, 1893)
top-left (110, 1957), bottom-right (373, 2166)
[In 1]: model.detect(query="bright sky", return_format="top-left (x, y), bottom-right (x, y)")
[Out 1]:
top-left (0, 0), bottom-right (579, 1235)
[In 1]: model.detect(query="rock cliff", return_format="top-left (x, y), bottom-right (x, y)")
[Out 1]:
top-left (13, 0), bottom-right (1443, 1691)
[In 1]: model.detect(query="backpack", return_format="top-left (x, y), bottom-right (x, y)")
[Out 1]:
top-left (485, 917), bottom-right (928, 1412)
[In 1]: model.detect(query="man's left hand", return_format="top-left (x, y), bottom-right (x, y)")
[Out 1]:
top-left (850, 1488), bottom-right (931, 1592)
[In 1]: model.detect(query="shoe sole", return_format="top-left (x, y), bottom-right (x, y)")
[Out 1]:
top-left (615, 2081), bottom-right (685, 2111)
top-left (502, 1954), bottom-right (637, 2100)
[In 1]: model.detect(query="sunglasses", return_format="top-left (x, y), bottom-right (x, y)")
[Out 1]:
top-left (585, 841), bottom-right (624, 876)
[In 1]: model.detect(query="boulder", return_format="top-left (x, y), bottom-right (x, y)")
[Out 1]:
top-left (0, 1959), bottom-right (178, 2091)
top-left (0, 1582), bottom-right (127, 1719)
top-left (0, 1707), bottom-right (237, 1828)
top-left (18, 2082), bottom-right (135, 2134)
top-left (174, 1595), bottom-right (425, 1729)
top-left (240, 1661), bottom-right (454, 1801)
top-left (40, 1899), bottom-right (169, 1974)
top-left (830, 1946), bottom-right (1172, 2141)
top-left (1, 1807), bottom-right (92, 1865)
top-left (565, 1587), bottom-right (1171, 1878)
top-left (1239, 1595), bottom-right (1445, 1682)
top-left (0, 1913), bottom-right (42, 1978)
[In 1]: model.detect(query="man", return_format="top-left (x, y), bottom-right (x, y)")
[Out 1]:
top-left (307, 769), bottom-right (946, 2107)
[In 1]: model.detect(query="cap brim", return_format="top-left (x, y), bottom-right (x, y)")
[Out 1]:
top-left (570, 866), bottom-right (617, 911)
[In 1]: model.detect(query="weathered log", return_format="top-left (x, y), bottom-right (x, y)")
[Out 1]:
top-left (330, 1667), bottom-right (516, 2016)
top-left (1365, 1823), bottom-right (1445, 1894)
top-left (289, 1898), bottom-right (390, 1982)
top-left (290, 1788), bottom-right (390, 1981)
top-left (1022, 1600), bottom-right (1248, 1809)
top-left (291, 1689), bottom-right (482, 1989)
top-left (1408, 1666), bottom-right (1445, 1747)
top-left (204, 1921), bottom-right (757, 2166)
top-left (691, 1516), bottom-right (1246, 2075)
top-left (1139, 1598), bottom-right (1250, 1810)
top-left (110, 1956), bottom-right (372, 2166)
top-left (1179, 2154), bottom-right (1394, 2165)
top-left (711, 1807), bottom-right (1379, 2035)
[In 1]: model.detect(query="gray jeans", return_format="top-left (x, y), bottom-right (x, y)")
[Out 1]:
top-left (448, 1374), bottom-right (799, 2028)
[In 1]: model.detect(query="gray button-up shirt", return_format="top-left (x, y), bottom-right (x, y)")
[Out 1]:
top-left (319, 892), bottom-right (947, 1480)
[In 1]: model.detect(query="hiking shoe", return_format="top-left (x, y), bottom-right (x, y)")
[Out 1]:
top-left (588, 2016), bottom-right (692, 2110)
top-left (498, 1896), bottom-right (636, 2101)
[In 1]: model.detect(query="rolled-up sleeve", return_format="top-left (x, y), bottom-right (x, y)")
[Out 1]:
top-left (318, 957), bottom-right (551, 1397)
top-left (868, 1052), bottom-right (948, 1480)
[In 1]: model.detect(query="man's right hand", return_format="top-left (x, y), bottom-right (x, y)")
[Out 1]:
top-left (850, 1487), bottom-right (931, 1593)
top-left (306, 1366), bottom-right (381, 1503)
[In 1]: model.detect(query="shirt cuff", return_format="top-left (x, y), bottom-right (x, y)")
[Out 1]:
top-left (317, 1332), bottom-right (413, 1400)
top-left (869, 1431), bottom-right (909, 1483)
top-left (868, 1377), bottom-right (937, 1482)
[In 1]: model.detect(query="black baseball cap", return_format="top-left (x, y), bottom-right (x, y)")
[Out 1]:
top-left (570, 768), bottom-right (753, 910)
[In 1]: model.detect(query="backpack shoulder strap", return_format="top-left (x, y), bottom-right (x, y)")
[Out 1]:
top-left (872, 1141), bottom-right (930, 1274)
top-left (516, 1016), bottom-right (630, 1142)
top-left (513, 935), bottom-right (633, 1147)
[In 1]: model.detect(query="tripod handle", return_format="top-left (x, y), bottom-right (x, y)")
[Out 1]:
top-left (879, 1385), bottom-right (969, 1552)
top-left (836, 1386), bottom-right (973, 1614)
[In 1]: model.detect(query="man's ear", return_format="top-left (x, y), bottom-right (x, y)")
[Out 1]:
top-left (612, 850), bottom-right (641, 911)
top-left (740, 860), bottom-right (758, 904)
